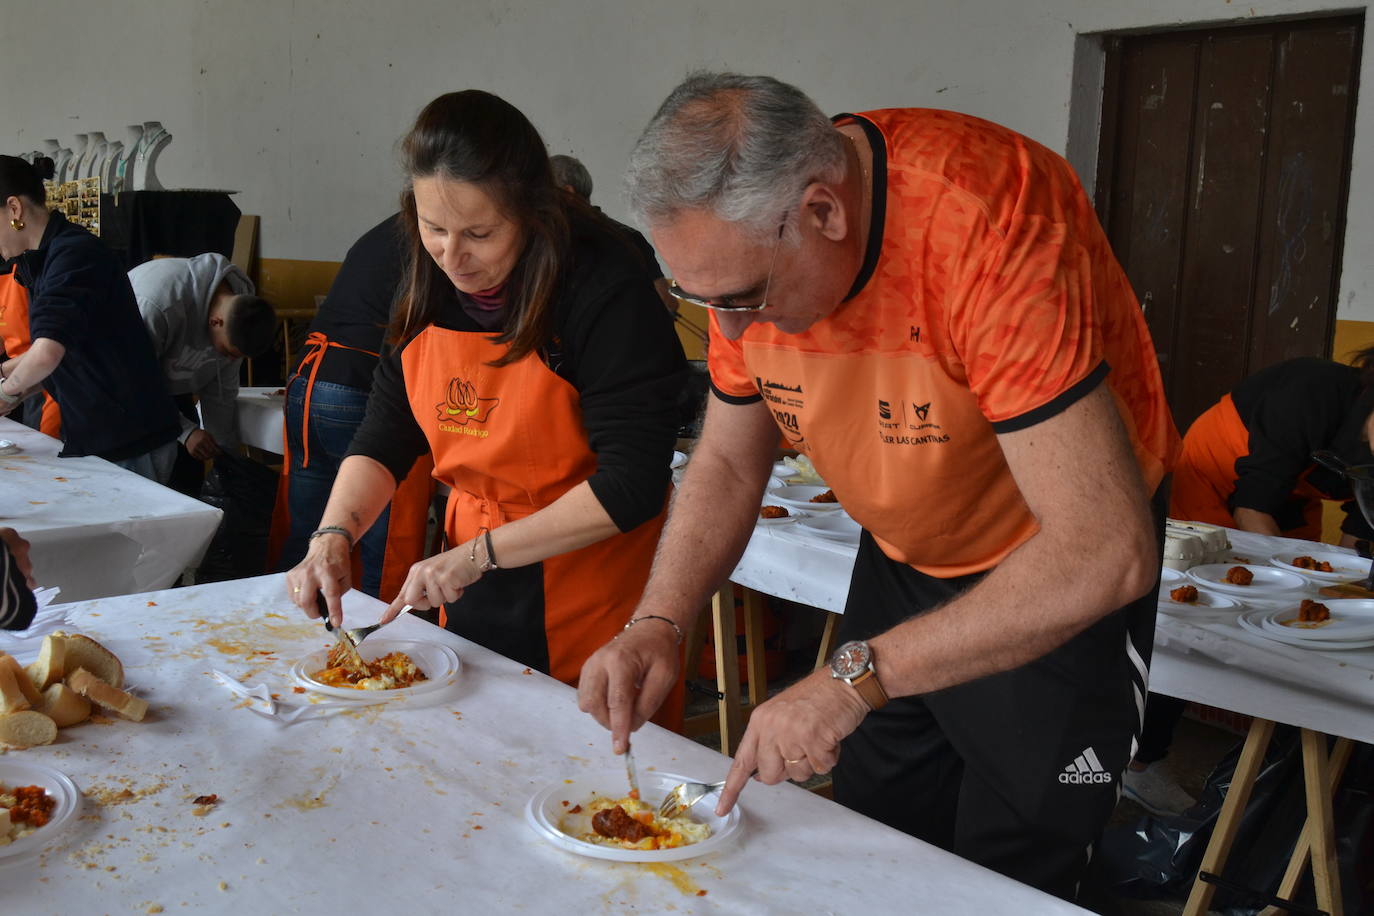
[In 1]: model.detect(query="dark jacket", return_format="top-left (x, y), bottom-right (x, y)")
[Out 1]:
top-left (13, 213), bottom-right (180, 460)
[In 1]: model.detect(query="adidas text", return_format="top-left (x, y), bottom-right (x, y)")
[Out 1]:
top-left (1058, 771), bottom-right (1112, 785)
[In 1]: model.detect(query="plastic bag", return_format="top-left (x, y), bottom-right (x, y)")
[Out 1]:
top-left (1098, 727), bottom-right (1374, 914)
top-left (197, 452), bottom-right (278, 581)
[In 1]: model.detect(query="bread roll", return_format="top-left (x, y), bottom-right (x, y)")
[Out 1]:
top-left (24, 634), bottom-right (66, 690)
top-left (54, 633), bottom-right (123, 688)
top-left (40, 682), bottom-right (91, 728)
top-left (0, 654), bottom-right (40, 710)
top-left (0, 710), bottom-right (58, 748)
top-left (67, 668), bottom-right (146, 722)
top-left (0, 659), bottom-right (33, 714)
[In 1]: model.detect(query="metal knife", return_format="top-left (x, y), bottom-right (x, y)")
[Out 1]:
top-left (624, 743), bottom-right (641, 801)
top-left (316, 593), bottom-right (368, 675)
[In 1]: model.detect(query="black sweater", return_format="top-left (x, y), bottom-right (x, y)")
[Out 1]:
top-left (348, 212), bottom-right (687, 532)
top-left (13, 213), bottom-right (180, 460)
top-left (1229, 357), bottom-right (1374, 538)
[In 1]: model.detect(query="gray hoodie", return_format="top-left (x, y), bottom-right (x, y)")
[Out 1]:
top-left (129, 253), bottom-right (254, 448)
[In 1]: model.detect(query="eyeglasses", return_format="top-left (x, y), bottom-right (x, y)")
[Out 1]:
top-left (668, 217), bottom-right (786, 313)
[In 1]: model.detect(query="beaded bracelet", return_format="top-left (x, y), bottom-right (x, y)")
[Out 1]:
top-left (622, 614), bottom-right (685, 645)
top-left (308, 525), bottom-right (353, 547)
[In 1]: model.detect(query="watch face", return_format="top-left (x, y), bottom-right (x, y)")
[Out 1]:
top-left (830, 640), bottom-right (871, 679)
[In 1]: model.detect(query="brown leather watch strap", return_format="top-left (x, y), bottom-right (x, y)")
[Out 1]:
top-left (848, 667), bottom-right (889, 711)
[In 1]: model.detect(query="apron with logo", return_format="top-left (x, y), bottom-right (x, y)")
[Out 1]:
top-left (402, 324), bottom-right (679, 717)
top-left (0, 271), bottom-right (62, 437)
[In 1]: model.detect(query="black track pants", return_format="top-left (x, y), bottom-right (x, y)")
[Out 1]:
top-left (832, 530), bottom-right (1157, 901)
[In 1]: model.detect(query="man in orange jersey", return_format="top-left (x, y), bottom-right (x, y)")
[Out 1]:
top-left (579, 73), bottom-right (1179, 900)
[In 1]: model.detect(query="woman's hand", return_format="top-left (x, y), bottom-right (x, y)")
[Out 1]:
top-left (382, 541), bottom-right (483, 622)
top-left (285, 531), bottom-right (353, 627)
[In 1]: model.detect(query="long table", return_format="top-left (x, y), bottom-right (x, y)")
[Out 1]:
top-left (727, 518), bottom-right (1373, 915)
top-left (0, 418), bottom-right (222, 602)
top-left (222, 386), bottom-right (286, 455)
top-left (1, 574), bottom-right (1086, 913)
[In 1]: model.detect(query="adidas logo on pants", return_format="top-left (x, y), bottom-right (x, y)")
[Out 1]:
top-left (1059, 746), bottom-right (1113, 785)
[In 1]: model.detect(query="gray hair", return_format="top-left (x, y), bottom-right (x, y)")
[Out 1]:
top-left (625, 72), bottom-right (847, 243)
top-left (549, 154), bottom-right (593, 200)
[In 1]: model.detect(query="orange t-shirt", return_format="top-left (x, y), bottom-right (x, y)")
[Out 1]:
top-left (709, 108), bottom-right (1179, 577)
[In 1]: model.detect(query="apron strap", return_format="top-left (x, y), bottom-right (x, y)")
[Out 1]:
top-left (289, 331), bottom-right (380, 468)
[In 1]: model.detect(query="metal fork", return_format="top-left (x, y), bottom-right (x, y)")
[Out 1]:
top-left (339, 605), bottom-right (415, 648)
top-left (658, 779), bottom-right (726, 820)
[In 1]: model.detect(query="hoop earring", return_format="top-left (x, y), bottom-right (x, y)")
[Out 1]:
top-left (9, 219), bottom-right (23, 231)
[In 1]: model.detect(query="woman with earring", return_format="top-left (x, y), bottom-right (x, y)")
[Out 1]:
top-left (284, 92), bottom-right (688, 720)
top-left (0, 156), bottom-right (180, 481)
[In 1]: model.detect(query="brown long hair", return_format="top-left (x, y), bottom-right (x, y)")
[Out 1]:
top-left (391, 90), bottom-right (571, 366)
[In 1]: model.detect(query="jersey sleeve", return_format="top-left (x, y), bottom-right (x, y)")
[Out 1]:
top-left (951, 159), bottom-right (1112, 433)
top-left (706, 315), bottom-right (762, 404)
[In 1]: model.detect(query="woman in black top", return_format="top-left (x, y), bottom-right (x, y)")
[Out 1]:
top-left (0, 156), bottom-right (180, 479)
top-left (286, 92), bottom-right (687, 703)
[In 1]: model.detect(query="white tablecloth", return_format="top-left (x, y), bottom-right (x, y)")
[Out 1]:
top-left (226, 387), bottom-right (285, 455)
top-left (730, 517), bottom-right (1374, 744)
top-left (2, 574), bottom-right (1085, 914)
top-left (0, 419), bottom-right (222, 602)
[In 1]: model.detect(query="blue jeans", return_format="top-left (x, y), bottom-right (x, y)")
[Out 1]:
top-left (280, 376), bottom-right (391, 597)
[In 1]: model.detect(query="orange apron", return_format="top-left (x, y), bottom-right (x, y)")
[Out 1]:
top-left (402, 324), bottom-right (680, 723)
top-left (1170, 393), bottom-right (1325, 540)
top-left (266, 331), bottom-right (433, 601)
top-left (0, 271), bottom-right (61, 437)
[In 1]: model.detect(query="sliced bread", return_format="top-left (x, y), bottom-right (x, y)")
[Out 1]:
top-left (54, 633), bottom-right (123, 688)
top-left (0, 658), bottom-right (33, 714)
top-left (0, 710), bottom-right (58, 748)
top-left (24, 634), bottom-right (66, 690)
top-left (0, 654), bottom-right (41, 710)
top-left (67, 668), bottom-right (146, 722)
top-left (40, 682), bottom-right (92, 728)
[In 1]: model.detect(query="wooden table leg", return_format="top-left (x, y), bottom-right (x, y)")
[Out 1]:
top-left (1183, 717), bottom-right (1277, 916)
top-left (741, 587), bottom-right (768, 712)
top-left (711, 584), bottom-right (744, 757)
top-left (1301, 728), bottom-right (1345, 916)
top-left (1259, 737), bottom-right (1352, 916)
top-left (813, 611), bottom-right (840, 671)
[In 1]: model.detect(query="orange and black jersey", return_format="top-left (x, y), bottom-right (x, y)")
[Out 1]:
top-left (709, 108), bottom-right (1179, 577)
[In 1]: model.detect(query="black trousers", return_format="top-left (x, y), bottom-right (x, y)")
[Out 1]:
top-left (832, 531), bottom-right (1158, 901)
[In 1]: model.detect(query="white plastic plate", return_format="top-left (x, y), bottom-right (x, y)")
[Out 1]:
top-left (796, 514), bottom-right (861, 543)
top-left (290, 639), bottom-right (459, 700)
top-left (1257, 599), bottom-right (1374, 641)
top-left (1267, 550), bottom-right (1368, 584)
top-left (1186, 564), bottom-right (1306, 596)
top-left (525, 770), bottom-right (741, 862)
top-left (1156, 586), bottom-right (1240, 616)
top-left (1236, 610), bottom-right (1374, 650)
top-left (0, 760), bottom-right (81, 861)
top-left (1159, 567), bottom-right (1187, 589)
top-left (767, 485), bottom-right (843, 512)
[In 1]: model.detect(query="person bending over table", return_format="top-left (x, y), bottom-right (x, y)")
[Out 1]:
top-left (577, 73), bottom-right (1179, 901)
top-left (130, 253), bottom-right (278, 495)
top-left (286, 91), bottom-right (688, 709)
top-left (1125, 352), bottom-right (1374, 816)
top-left (0, 156), bottom-right (181, 482)
top-left (0, 527), bottom-right (37, 630)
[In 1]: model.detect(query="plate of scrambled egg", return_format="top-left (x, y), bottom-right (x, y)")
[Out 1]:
top-left (526, 771), bottom-right (741, 862)
top-left (290, 639), bottom-right (459, 700)
top-left (1, 760), bottom-right (81, 860)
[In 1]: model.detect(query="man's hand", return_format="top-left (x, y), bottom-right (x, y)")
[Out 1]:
top-left (185, 429), bottom-right (221, 461)
top-left (715, 668), bottom-right (870, 816)
top-left (0, 527), bottom-right (36, 588)
top-left (577, 621), bottom-right (682, 753)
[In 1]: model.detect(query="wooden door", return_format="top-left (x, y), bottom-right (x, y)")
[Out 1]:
top-left (1096, 15), bottom-right (1363, 431)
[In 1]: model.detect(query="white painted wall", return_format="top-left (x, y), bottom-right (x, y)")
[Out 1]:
top-left (3, 1), bottom-right (1370, 318)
